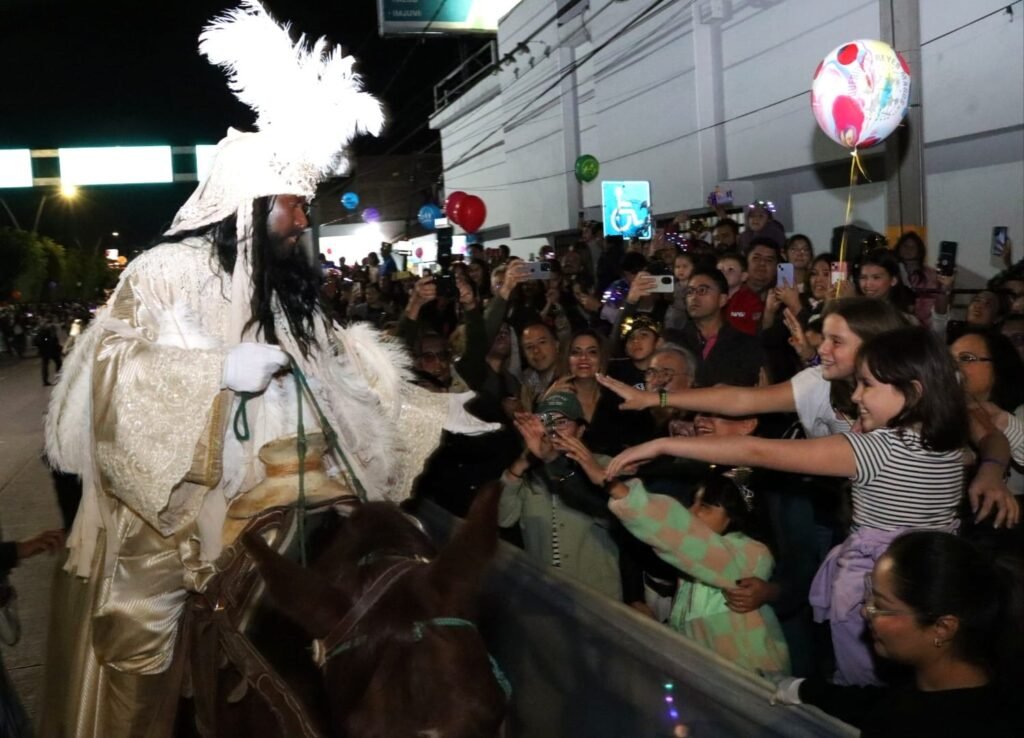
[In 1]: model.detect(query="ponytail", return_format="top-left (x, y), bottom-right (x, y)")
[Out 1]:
top-left (887, 531), bottom-right (1024, 692)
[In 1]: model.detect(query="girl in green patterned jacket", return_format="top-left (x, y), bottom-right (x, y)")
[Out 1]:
top-left (619, 470), bottom-right (791, 675)
top-left (557, 435), bottom-right (791, 676)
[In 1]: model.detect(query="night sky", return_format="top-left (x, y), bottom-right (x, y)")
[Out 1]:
top-left (1, 0), bottom-right (484, 249)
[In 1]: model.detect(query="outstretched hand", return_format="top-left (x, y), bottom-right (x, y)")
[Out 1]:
top-left (16, 529), bottom-right (65, 561)
top-left (596, 373), bottom-right (654, 411)
top-left (604, 440), bottom-right (663, 479)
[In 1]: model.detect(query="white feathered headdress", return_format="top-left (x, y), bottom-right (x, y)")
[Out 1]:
top-left (168, 0), bottom-right (384, 234)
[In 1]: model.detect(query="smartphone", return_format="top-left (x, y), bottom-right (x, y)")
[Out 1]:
top-left (435, 272), bottom-right (458, 299)
top-left (650, 274), bottom-right (675, 293)
top-left (937, 241), bottom-right (958, 277)
top-left (992, 226), bottom-right (1009, 257)
top-left (524, 261), bottom-right (553, 280)
top-left (830, 261), bottom-right (848, 287)
top-left (777, 263), bottom-right (795, 288)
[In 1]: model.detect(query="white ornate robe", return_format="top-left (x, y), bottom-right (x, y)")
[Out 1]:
top-left (41, 238), bottom-right (451, 737)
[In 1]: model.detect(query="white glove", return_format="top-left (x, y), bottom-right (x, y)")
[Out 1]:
top-left (443, 392), bottom-right (501, 436)
top-left (222, 343), bottom-right (290, 393)
top-left (768, 676), bottom-right (805, 706)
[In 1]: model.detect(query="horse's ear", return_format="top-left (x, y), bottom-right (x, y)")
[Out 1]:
top-left (242, 530), bottom-right (351, 638)
top-left (429, 481), bottom-right (500, 607)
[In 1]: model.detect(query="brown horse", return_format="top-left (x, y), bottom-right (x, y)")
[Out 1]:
top-left (242, 482), bottom-right (507, 738)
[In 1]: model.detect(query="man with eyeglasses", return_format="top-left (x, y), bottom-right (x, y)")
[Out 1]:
top-left (412, 332), bottom-right (456, 392)
top-left (678, 267), bottom-right (768, 387)
top-left (642, 344), bottom-right (697, 437)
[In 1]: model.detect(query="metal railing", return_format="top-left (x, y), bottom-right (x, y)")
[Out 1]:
top-left (417, 501), bottom-right (857, 738)
top-left (433, 39), bottom-right (499, 112)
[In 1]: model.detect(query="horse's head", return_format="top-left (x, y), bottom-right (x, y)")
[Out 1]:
top-left (243, 482), bottom-right (506, 738)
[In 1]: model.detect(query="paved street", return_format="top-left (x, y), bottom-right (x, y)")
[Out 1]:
top-left (0, 354), bottom-right (64, 727)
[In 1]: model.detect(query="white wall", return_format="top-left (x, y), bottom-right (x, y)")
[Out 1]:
top-left (791, 181), bottom-right (888, 255)
top-left (431, 0), bottom-right (1024, 282)
top-left (926, 160), bottom-right (1024, 288)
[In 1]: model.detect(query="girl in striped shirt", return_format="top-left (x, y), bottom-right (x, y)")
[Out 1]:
top-left (606, 327), bottom-right (974, 686)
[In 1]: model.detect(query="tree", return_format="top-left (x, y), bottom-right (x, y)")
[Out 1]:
top-left (0, 227), bottom-right (69, 302)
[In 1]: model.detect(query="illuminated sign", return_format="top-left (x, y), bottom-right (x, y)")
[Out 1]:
top-left (59, 146), bottom-right (173, 185)
top-left (104, 249), bottom-right (119, 261)
top-left (601, 181), bottom-right (653, 240)
top-left (0, 149), bottom-right (33, 188)
top-left (378, 0), bottom-right (520, 35)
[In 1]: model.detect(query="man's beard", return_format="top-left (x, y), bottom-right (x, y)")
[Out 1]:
top-left (259, 230), bottom-right (321, 355)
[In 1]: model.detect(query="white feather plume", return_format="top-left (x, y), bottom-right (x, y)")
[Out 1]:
top-left (199, 1), bottom-right (385, 178)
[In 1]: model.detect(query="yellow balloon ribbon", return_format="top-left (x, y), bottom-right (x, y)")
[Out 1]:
top-left (834, 148), bottom-right (869, 298)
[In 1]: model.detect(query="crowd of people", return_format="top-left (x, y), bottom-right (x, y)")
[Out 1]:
top-left (327, 202), bottom-right (1024, 735)
top-left (16, 4), bottom-right (1020, 735)
top-left (0, 302), bottom-right (96, 384)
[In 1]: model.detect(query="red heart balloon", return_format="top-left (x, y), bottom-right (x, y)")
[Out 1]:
top-left (458, 195), bottom-right (487, 234)
top-left (444, 191), bottom-right (467, 224)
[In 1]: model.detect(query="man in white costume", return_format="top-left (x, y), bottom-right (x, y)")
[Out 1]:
top-left (39, 4), bottom-right (494, 736)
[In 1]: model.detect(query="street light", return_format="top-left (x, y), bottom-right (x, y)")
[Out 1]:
top-left (32, 183), bottom-right (78, 233)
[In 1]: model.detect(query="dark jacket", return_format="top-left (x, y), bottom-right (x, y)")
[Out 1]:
top-left (679, 319), bottom-right (767, 387)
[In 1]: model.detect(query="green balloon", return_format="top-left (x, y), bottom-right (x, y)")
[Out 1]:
top-left (575, 154), bottom-right (600, 183)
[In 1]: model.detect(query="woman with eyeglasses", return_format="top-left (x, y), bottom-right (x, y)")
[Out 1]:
top-left (605, 327), bottom-right (1018, 687)
top-left (950, 328), bottom-right (1024, 527)
top-left (770, 530), bottom-right (1023, 737)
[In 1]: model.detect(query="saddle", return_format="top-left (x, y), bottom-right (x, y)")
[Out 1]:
top-left (184, 434), bottom-right (360, 738)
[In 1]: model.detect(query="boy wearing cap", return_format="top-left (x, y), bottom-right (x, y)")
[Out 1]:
top-left (608, 315), bottom-right (662, 390)
top-left (501, 392), bottom-right (622, 599)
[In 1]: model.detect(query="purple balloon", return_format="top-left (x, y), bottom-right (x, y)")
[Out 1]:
top-left (362, 207), bottom-right (381, 223)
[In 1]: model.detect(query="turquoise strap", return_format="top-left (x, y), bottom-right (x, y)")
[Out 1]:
top-left (232, 392), bottom-right (256, 441)
top-left (324, 616), bottom-right (512, 699)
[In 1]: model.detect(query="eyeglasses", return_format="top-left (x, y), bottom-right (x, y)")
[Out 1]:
top-left (955, 352), bottom-right (993, 364)
top-left (862, 574), bottom-right (912, 618)
top-left (538, 413), bottom-right (573, 430)
top-left (684, 285), bottom-right (718, 297)
top-left (643, 368), bottom-right (676, 382)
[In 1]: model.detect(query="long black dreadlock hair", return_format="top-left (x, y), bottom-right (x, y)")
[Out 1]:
top-left (160, 197), bottom-right (321, 357)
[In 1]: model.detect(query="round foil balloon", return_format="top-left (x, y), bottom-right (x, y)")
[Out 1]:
top-left (574, 154), bottom-right (600, 182)
top-left (362, 207), bottom-right (380, 223)
top-left (341, 191), bottom-right (359, 210)
top-left (811, 39), bottom-right (911, 149)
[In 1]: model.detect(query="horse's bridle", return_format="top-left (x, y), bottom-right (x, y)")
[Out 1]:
top-left (308, 554), bottom-right (512, 699)
top-left (310, 556), bottom-right (424, 668)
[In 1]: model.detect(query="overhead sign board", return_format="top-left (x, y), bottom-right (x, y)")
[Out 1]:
top-left (378, 0), bottom-right (521, 36)
top-left (0, 149), bottom-right (33, 188)
top-left (59, 146), bottom-right (173, 186)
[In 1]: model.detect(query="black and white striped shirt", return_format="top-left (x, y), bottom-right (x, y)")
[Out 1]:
top-left (842, 428), bottom-right (963, 531)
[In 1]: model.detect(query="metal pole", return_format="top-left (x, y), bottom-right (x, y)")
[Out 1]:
top-left (881, 0), bottom-right (925, 243)
top-left (32, 192), bottom-right (50, 233)
top-left (0, 198), bottom-right (21, 229)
